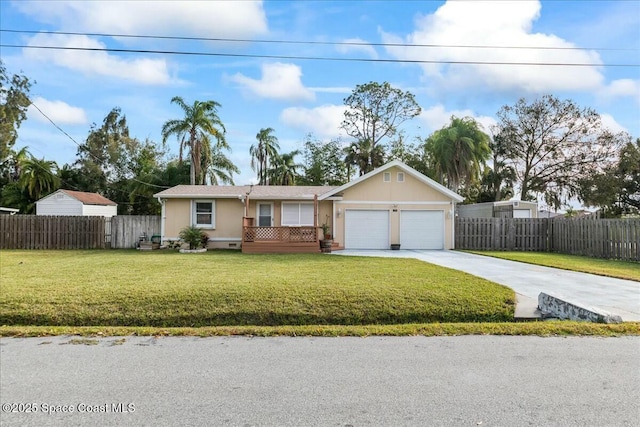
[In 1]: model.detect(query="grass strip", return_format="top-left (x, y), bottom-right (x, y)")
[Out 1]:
top-left (465, 251), bottom-right (640, 281)
top-left (1, 322), bottom-right (638, 338)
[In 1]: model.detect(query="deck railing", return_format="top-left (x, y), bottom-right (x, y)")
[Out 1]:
top-left (243, 226), bottom-right (319, 243)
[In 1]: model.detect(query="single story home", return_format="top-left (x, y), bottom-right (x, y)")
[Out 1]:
top-left (154, 160), bottom-right (463, 253)
top-left (457, 200), bottom-right (538, 219)
top-left (36, 189), bottom-right (117, 217)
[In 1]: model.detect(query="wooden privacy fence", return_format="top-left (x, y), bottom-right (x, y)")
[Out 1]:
top-left (0, 215), bottom-right (161, 250)
top-left (0, 215), bottom-right (106, 249)
top-left (110, 215), bottom-right (161, 249)
top-left (456, 217), bottom-right (640, 261)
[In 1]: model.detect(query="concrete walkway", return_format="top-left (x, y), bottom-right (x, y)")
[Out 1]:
top-left (332, 250), bottom-right (640, 322)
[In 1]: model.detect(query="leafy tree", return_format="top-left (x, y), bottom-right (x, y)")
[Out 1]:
top-left (201, 134), bottom-right (239, 185)
top-left (343, 139), bottom-right (385, 176)
top-left (268, 150), bottom-right (303, 185)
top-left (342, 81), bottom-right (421, 174)
top-left (299, 135), bottom-right (348, 186)
top-left (74, 107), bottom-right (139, 193)
top-left (162, 97), bottom-right (232, 185)
top-left (250, 127), bottom-right (280, 185)
top-left (0, 61), bottom-right (33, 163)
top-left (425, 116), bottom-right (491, 192)
top-left (494, 95), bottom-right (622, 207)
top-left (19, 156), bottom-right (59, 201)
top-left (578, 137), bottom-right (640, 216)
top-left (472, 130), bottom-right (516, 203)
top-left (0, 150), bottom-right (59, 213)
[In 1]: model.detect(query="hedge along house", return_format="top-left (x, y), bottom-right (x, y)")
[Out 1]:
top-left (35, 189), bottom-right (117, 217)
top-left (154, 160), bottom-right (463, 253)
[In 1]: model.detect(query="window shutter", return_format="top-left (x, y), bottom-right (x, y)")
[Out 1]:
top-left (282, 204), bottom-right (299, 225)
top-left (300, 204), bottom-right (314, 226)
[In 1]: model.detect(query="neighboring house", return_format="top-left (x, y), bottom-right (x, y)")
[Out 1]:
top-left (538, 209), bottom-right (563, 219)
top-left (36, 189), bottom-right (117, 217)
top-left (154, 160), bottom-right (463, 253)
top-left (0, 207), bottom-right (19, 215)
top-left (457, 200), bottom-right (538, 219)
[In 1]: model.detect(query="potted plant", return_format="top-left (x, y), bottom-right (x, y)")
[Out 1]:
top-left (321, 223), bottom-right (331, 240)
top-left (178, 225), bottom-right (208, 253)
top-left (320, 222), bottom-right (332, 253)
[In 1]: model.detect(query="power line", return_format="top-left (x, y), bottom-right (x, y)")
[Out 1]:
top-left (3, 28), bottom-right (637, 52)
top-left (3, 44), bottom-right (637, 67)
top-left (27, 100), bottom-right (171, 190)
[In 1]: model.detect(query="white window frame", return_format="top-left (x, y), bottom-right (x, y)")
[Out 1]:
top-left (192, 200), bottom-right (215, 228)
top-left (281, 202), bottom-right (314, 226)
top-left (397, 172), bottom-right (405, 182)
top-left (256, 202), bottom-right (274, 227)
top-left (383, 172), bottom-right (391, 182)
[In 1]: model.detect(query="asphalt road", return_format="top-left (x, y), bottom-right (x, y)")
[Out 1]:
top-left (1, 336), bottom-right (639, 427)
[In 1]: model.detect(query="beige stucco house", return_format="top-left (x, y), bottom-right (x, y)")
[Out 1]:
top-left (154, 160), bottom-right (463, 252)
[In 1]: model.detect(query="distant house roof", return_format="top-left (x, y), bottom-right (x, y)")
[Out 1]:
top-left (58, 190), bottom-right (117, 206)
top-left (0, 207), bottom-right (19, 215)
top-left (154, 185), bottom-right (338, 200)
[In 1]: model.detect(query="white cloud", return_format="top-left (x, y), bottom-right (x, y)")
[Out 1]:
top-left (25, 34), bottom-right (172, 85)
top-left (601, 79), bottom-right (640, 104)
top-left (420, 105), bottom-right (496, 134)
top-left (15, 1), bottom-right (268, 39)
top-left (280, 105), bottom-right (346, 138)
top-left (599, 113), bottom-right (628, 134)
top-left (28, 97), bottom-right (88, 125)
top-left (336, 38), bottom-right (378, 59)
top-left (231, 63), bottom-right (315, 101)
top-left (381, 0), bottom-right (604, 95)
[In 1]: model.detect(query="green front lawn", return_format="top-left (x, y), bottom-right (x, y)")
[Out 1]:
top-left (465, 251), bottom-right (640, 281)
top-left (0, 250), bottom-right (515, 327)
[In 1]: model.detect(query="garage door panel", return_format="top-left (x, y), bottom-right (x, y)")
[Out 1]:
top-left (400, 210), bottom-right (444, 250)
top-left (345, 210), bottom-right (389, 249)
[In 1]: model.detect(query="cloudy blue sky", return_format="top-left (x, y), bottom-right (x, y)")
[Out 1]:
top-left (1, 0), bottom-right (639, 186)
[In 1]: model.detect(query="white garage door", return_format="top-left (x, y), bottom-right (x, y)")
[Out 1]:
top-left (345, 210), bottom-right (389, 249)
top-left (513, 209), bottom-right (531, 218)
top-left (400, 210), bottom-right (444, 250)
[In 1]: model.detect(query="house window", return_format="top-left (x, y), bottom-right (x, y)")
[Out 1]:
top-left (397, 172), bottom-right (405, 182)
top-left (383, 172), bottom-right (391, 182)
top-left (282, 203), bottom-right (314, 226)
top-left (193, 200), bottom-right (215, 228)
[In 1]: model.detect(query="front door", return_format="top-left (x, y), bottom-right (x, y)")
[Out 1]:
top-left (257, 203), bottom-right (273, 227)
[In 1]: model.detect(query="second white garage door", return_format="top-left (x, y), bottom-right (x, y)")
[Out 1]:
top-left (400, 210), bottom-right (444, 250)
top-left (345, 210), bottom-right (389, 249)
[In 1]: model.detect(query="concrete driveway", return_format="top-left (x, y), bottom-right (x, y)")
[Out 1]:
top-left (333, 250), bottom-right (640, 321)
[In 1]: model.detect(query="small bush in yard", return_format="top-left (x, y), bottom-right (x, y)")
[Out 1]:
top-left (178, 225), bottom-right (208, 250)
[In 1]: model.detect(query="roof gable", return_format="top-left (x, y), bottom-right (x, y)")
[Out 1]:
top-left (318, 160), bottom-right (463, 202)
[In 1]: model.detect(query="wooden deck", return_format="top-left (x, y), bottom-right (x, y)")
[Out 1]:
top-left (242, 226), bottom-right (321, 254)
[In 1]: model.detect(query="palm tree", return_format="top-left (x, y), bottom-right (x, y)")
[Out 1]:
top-left (250, 128), bottom-right (280, 185)
top-left (161, 96), bottom-right (234, 185)
top-left (343, 139), bottom-right (385, 176)
top-left (425, 116), bottom-right (491, 192)
top-left (268, 150), bottom-right (303, 185)
top-left (19, 155), bottom-right (59, 201)
top-left (201, 135), bottom-right (240, 185)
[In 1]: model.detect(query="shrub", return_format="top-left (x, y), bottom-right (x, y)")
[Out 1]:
top-left (178, 225), bottom-right (208, 250)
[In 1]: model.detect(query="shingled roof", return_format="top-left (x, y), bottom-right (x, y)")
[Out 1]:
top-left (154, 185), bottom-right (337, 200)
top-left (60, 190), bottom-right (117, 206)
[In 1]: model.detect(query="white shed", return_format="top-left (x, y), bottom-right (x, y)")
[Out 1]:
top-left (36, 189), bottom-right (117, 217)
top-left (457, 200), bottom-right (538, 219)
